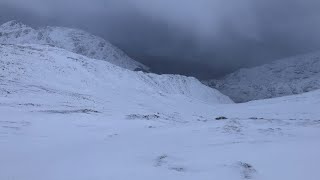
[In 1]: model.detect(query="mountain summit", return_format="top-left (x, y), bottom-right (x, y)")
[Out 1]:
top-left (0, 20), bottom-right (149, 71)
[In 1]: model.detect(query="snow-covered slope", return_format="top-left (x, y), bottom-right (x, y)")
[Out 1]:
top-left (205, 52), bottom-right (320, 102)
top-left (0, 44), bottom-right (232, 108)
top-left (1, 44), bottom-right (320, 180)
top-left (0, 20), bottom-right (149, 71)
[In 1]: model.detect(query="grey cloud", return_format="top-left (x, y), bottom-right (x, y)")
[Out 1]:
top-left (1, 0), bottom-right (320, 79)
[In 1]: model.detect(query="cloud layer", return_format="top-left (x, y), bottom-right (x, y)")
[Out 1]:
top-left (1, 0), bottom-right (320, 78)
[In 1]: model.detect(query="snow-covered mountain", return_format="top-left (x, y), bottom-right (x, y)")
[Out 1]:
top-left (205, 51), bottom-right (320, 102)
top-left (1, 44), bottom-right (320, 180)
top-left (0, 20), bottom-right (149, 71)
top-left (2, 20), bottom-right (320, 180)
top-left (0, 43), bottom-right (232, 110)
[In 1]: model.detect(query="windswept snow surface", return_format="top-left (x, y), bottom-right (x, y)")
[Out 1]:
top-left (1, 44), bottom-right (320, 180)
top-left (0, 44), bottom-right (231, 106)
top-left (205, 51), bottom-right (320, 102)
top-left (0, 20), bottom-right (149, 71)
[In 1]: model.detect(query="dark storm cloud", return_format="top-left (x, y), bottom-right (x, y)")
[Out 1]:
top-left (1, 0), bottom-right (320, 79)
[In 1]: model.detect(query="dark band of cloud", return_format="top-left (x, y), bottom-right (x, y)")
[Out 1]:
top-left (1, 0), bottom-right (320, 79)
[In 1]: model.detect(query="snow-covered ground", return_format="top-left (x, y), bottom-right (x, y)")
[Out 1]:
top-left (0, 20), bottom-right (149, 71)
top-left (1, 91), bottom-right (320, 180)
top-left (205, 51), bottom-right (320, 102)
top-left (1, 45), bottom-right (320, 180)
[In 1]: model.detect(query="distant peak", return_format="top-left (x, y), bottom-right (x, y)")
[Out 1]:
top-left (0, 20), bottom-right (29, 30)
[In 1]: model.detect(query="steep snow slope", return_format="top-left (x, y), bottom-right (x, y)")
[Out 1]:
top-left (0, 44), bottom-right (232, 108)
top-left (205, 52), bottom-right (320, 102)
top-left (0, 20), bottom-right (149, 71)
top-left (1, 44), bottom-right (320, 180)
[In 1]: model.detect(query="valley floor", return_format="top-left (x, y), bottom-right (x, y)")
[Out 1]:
top-left (1, 90), bottom-right (320, 180)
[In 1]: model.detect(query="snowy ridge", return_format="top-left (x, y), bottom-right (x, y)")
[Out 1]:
top-left (0, 20), bottom-right (149, 71)
top-left (205, 51), bottom-right (320, 102)
top-left (0, 43), bottom-right (232, 108)
top-left (137, 74), bottom-right (231, 104)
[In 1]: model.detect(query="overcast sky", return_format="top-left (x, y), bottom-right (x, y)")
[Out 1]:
top-left (1, 0), bottom-right (320, 79)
